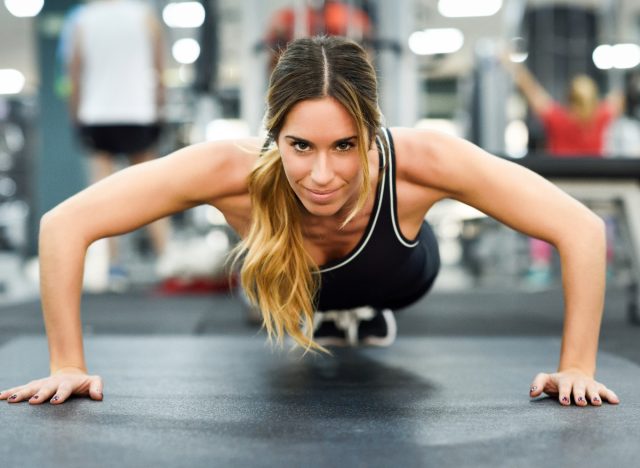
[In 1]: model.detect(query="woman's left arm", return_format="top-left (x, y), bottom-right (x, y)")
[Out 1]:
top-left (400, 128), bottom-right (620, 407)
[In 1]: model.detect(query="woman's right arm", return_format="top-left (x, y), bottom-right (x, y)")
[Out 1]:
top-left (0, 139), bottom-right (258, 405)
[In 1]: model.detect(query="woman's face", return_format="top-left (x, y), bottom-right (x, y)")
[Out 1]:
top-left (277, 96), bottom-right (364, 218)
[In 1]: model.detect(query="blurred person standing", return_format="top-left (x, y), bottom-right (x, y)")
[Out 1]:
top-left (504, 58), bottom-right (623, 157)
top-left (67, 0), bottom-right (170, 285)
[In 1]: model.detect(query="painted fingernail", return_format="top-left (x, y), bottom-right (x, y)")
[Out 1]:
top-left (31, 395), bottom-right (39, 400)
top-left (9, 394), bottom-right (17, 400)
top-left (530, 386), bottom-right (537, 392)
top-left (562, 396), bottom-right (569, 403)
top-left (577, 397), bottom-right (585, 402)
top-left (52, 395), bottom-right (60, 402)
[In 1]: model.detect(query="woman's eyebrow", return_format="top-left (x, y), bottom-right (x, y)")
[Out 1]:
top-left (284, 135), bottom-right (357, 143)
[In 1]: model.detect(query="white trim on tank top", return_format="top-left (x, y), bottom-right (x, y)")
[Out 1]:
top-left (382, 127), bottom-right (419, 248)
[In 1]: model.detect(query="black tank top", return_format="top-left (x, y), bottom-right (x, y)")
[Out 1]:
top-left (315, 128), bottom-right (440, 311)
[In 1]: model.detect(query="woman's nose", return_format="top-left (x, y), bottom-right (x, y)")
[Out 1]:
top-left (310, 153), bottom-right (334, 186)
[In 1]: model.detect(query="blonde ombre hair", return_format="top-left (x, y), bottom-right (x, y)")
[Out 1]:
top-left (233, 36), bottom-right (384, 353)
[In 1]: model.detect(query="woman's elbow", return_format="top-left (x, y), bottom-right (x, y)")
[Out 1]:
top-left (40, 208), bottom-right (67, 230)
top-left (576, 212), bottom-right (606, 247)
top-left (39, 210), bottom-right (92, 249)
top-left (556, 211), bottom-right (605, 252)
top-left (587, 212), bottom-right (606, 237)
top-left (40, 211), bottom-right (57, 230)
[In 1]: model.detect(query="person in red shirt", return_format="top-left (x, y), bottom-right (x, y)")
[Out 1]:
top-left (506, 61), bottom-right (623, 156)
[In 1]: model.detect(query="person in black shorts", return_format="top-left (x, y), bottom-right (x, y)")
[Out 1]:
top-left (77, 124), bottom-right (162, 157)
top-left (1, 36), bottom-right (619, 408)
top-left (66, 0), bottom-right (170, 278)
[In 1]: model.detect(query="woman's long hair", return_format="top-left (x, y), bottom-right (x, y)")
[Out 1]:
top-left (232, 36), bottom-right (384, 353)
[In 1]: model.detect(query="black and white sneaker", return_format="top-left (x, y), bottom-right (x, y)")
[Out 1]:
top-left (356, 308), bottom-right (397, 347)
top-left (308, 307), bottom-right (397, 348)
top-left (310, 310), bottom-right (358, 347)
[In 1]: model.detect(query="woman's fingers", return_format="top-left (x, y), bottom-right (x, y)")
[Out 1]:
top-left (586, 383), bottom-right (603, 406)
top-left (5, 391), bottom-right (23, 403)
top-left (0, 388), bottom-right (18, 400)
top-left (587, 382), bottom-right (621, 406)
top-left (1, 382), bottom-right (36, 401)
top-left (29, 384), bottom-right (58, 405)
top-left (5, 385), bottom-right (39, 403)
top-left (88, 376), bottom-right (104, 401)
top-left (572, 381), bottom-right (588, 407)
top-left (3, 373), bottom-right (104, 405)
top-left (604, 388), bottom-right (620, 404)
top-left (531, 370), bottom-right (621, 407)
top-left (558, 379), bottom-right (573, 406)
top-left (50, 381), bottom-right (74, 404)
top-left (529, 372), bottom-right (550, 398)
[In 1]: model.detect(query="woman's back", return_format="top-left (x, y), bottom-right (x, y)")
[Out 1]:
top-left (541, 101), bottom-right (615, 156)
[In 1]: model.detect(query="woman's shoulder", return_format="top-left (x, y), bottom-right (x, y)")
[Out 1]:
top-left (180, 137), bottom-right (262, 172)
top-left (387, 127), bottom-right (454, 178)
top-left (386, 126), bottom-right (458, 198)
top-left (183, 136), bottom-right (263, 161)
top-left (164, 137), bottom-right (263, 203)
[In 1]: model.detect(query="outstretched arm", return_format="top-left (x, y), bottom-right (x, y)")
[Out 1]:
top-left (0, 140), bottom-right (257, 405)
top-left (401, 128), bottom-right (620, 406)
top-left (502, 57), bottom-right (554, 117)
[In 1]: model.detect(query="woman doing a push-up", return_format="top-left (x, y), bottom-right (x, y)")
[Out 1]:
top-left (0, 36), bottom-right (619, 408)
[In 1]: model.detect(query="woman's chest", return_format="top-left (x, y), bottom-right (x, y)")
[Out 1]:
top-left (303, 214), bottom-right (372, 266)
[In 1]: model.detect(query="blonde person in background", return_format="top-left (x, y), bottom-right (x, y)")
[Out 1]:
top-left (68, 0), bottom-right (171, 285)
top-left (503, 57), bottom-right (623, 157)
top-left (1, 37), bottom-right (619, 408)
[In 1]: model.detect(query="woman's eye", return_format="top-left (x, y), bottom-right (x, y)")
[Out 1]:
top-left (336, 142), bottom-right (353, 151)
top-left (293, 142), bottom-right (310, 152)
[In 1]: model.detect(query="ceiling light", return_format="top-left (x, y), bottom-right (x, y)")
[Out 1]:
top-left (4, 0), bottom-right (44, 17)
top-left (593, 44), bottom-right (640, 70)
top-left (611, 43), bottom-right (640, 69)
top-left (0, 69), bottom-right (25, 95)
top-left (172, 39), bottom-right (201, 64)
top-left (438, 0), bottom-right (502, 18)
top-left (163, 2), bottom-right (206, 28)
top-left (593, 45), bottom-right (613, 70)
top-left (409, 29), bottom-right (464, 55)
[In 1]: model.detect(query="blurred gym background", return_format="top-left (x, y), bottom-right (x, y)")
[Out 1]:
top-left (1, 0), bottom-right (639, 314)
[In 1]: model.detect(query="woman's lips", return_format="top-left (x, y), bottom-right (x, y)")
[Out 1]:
top-left (304, 187), bottom-right (340, 203)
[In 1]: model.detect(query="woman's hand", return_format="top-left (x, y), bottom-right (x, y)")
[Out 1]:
top-left (529, 368), bottom-right (620, 406)
top-left (0, 367), bottom-right (103, 405)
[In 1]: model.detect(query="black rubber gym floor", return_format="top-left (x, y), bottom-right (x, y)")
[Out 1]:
top-left (1, 286), bottom-right (638, 467)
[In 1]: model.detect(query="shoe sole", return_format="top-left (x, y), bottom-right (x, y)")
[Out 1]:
top-left (306, 311), bottom-right (352, 347)
top-left (360, 309), bottom-right (397, 347)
